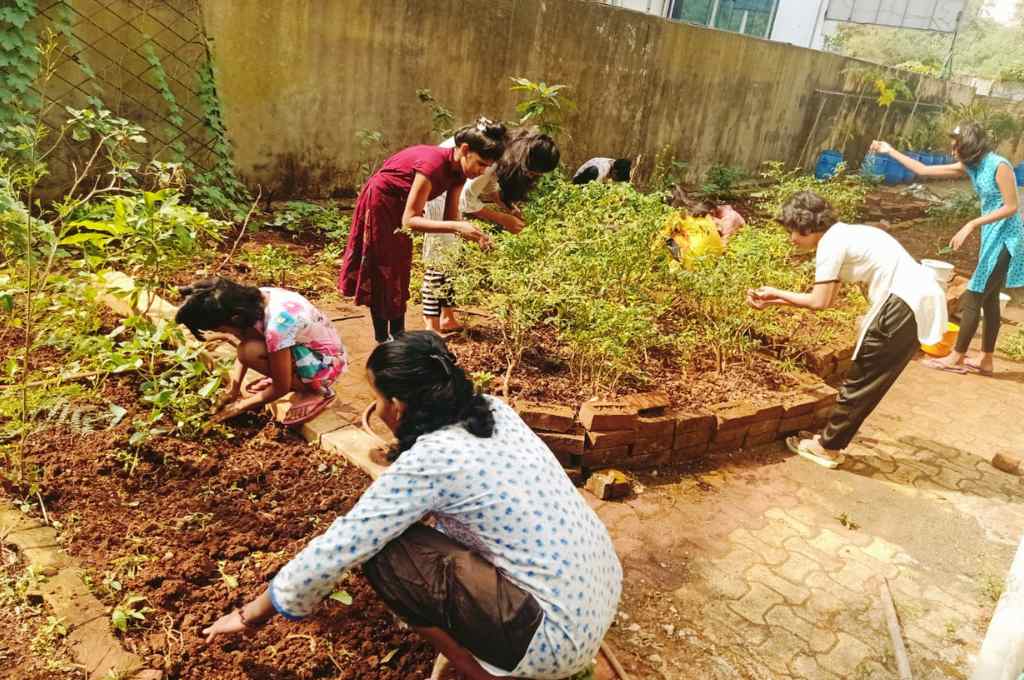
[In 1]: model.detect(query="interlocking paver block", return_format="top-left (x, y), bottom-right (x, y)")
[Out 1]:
top-left (818, 632), bottom-right (876, 677)
top-left (726, 582), bottom-right (784, 625)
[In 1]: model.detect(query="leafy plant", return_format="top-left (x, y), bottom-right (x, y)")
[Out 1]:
top-left (926, 189), bottom-right (977, 222)
top-left (1000, 328), bottom-right (1024, 361)
top-left (217, 560), bottom-right (238, 590)
top-left (264, 201), bottom-right (350, 241)
top-left (355, 128), bottom-right (387, 189)
top-left (510, 77), bottom-right (576, 138)
top-left (759, 161), bottom-right (869, 223)
top-left (700, 164), bottom-right (747, 200)
top-left (650, 145), bottom-right (688, 193)
top-left (110, 593), bottom-right (152, 634)
top-left (416, 88), bottom-right (455, 141)
top-left (242, 244), bottom-right (300, 286)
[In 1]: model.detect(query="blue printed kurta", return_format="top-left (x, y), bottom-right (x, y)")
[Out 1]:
top-left (269, 397), bottom-right (622, 679)
top-left (964, 152), bottom-right (1024, 292)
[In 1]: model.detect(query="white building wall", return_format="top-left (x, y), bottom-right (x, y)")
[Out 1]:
top-left (598, 0), bottom-right (672, 16)
top-left (770, 0), bottom-right (829, 48)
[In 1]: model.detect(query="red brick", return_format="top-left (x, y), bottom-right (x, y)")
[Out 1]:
top-left (563, 466), bottom-right (586, 486)
top-left (746, 429), bottom-right (780, 447)
top-left (516, 401), bottom-right (576, 433)
top-left (834, 346), bottom-right (854, 361)
top-left (709, 436), bottom-right (745, 454)
top-left (537, 432), bottom-right (584, 456)
top-left (782, 391), bottom-right (819, 417)
top-left (579, 401), bottom-right (638, 431)
top-left (586, 429), bottom-right (636, 449)
top-left (634, 434), bottom-right (674, 456)
top-left (622, 450), bottom-right (671, 470)
top-left (813, 405), bottom-right (832, 427)
top-left (806, 384), bottom-right (839, 408)
top-left (672, 442), bottom-right (709, 462)
top-left (618, 391), bottom-right (671, 414)
top-left (778, 412), bottom-right (815, 434)
top-left (637, 414), bottom-right (677, 439)
top-left (674, 427), bottom-right (712, 448)
top-left (581, 445), bottom-right (632, 469)
top-left (834, 358), bottom-right (853, 377)
top-left (711, 425), bottom-right (748, 446)
top-left (711, 401), bottom-right (761, 430)
top-left (585, 470), bottom-right (632, 499)
top-left (674, 411), bottom-right (715, 434)
top-left (747, 418), bottom-right (779, 439)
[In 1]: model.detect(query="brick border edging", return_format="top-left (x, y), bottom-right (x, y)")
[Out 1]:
top-left (0, 503), bottom-right (161, 680)
top-left (516, 383), bottom-right (839, 478)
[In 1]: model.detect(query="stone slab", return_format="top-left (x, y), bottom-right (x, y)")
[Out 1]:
top-left (320, 427), bottom-right (389, 481)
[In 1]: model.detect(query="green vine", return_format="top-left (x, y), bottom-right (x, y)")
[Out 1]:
top-left (0, 0), bottom-right (41, 131)
top-left (52, 0), bottom-right (102, 109)
top-left (192, 47), bottom-right (250, 219)
top-left (143, 39), bottom-right (186, 161)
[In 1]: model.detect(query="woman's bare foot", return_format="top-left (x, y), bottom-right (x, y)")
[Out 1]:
top-left (424, 316), bottom-right (443, 333)
top-left (439, 308), bottom-right (462, 333)
top-left (964, 354), bottom-right (994, 375)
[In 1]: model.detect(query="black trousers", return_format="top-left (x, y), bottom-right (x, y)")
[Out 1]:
top-left (370, 310), bottom-right (406, 343)
top-left (955, 247), bottom-right (1011, 354)
top-left (821, 295), bottom-right (919, 450)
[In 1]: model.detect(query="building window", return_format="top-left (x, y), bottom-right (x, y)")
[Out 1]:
top-left (670, 0), bottom-right (778, 38)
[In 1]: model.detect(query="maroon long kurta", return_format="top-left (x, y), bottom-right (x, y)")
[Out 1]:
top-left (339, 145), bottom-right (465, 319)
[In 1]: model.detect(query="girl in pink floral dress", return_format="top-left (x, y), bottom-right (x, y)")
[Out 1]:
top-left (175, 278), bottom-right (347, 425)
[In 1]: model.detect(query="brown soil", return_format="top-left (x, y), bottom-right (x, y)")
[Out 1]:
top-left (889, 218), bottom-right (982, 278)
top-left (449, 322), bottom-right (814, 410)
top-left (8, 375), bottom-right (436, 679)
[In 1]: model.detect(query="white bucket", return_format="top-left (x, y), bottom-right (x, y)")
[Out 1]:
top-left (921, 259), bottom-right (956, 285)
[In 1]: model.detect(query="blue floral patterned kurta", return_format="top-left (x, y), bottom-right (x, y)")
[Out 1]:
top-left (964, 152), bottom-right (1024, 292)
top-left (269, 397), bottom-right (623, 679)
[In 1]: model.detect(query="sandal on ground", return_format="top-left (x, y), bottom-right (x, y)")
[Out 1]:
top-left (282, 390), bottom-right (336, 426)
top-left (785, 436), bottom-right (843, 469)
top-left (921, 358), bottom-right (968, 374)
top-left (963, 359), bottom-right (994, 377)
top-left (245, 376), bottom-right (274, 394)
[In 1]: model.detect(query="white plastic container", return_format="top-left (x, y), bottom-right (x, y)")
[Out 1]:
top-left (921, 259), bottom-right (956, 292)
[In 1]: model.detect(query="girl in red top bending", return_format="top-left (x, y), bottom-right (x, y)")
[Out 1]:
top-left (339, 119), bottom-right (505, 343)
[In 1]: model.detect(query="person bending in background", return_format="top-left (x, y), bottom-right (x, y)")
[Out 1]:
top-left (571, 157), bottom-right (631, 185)
top-left (421, 127), bottom-right (560, 333)
top-left (748, 191), bottom-right (947, 469)
top-left (871, 122), bottom-right (1024, 376)
top-left (338, 119), bottom-right (502, 344)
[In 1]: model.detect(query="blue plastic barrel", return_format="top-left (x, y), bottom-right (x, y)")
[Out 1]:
top-left (883, 156), bottom-right (902, 185)
top-left (861, 153), bottom-right (886, 182)
top-left (815, 150), bottom-right (844, 180)
top-left (1015, 162), bottom-right (1024, 187)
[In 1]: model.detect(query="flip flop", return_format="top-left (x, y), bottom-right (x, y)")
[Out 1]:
top-left (921, 358), bottom-right (968, 374)
top-left (245, 376), bottom-right (274, 394)
top-left (282, 390), bottom-right (337, 426)
top-left (964, 361), bottom-right (994, 377)
top-left (785, 436), bottom-right (843, 469)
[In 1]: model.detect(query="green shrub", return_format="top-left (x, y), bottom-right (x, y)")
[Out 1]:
top-left (760, 161), bottom-right (869, 222)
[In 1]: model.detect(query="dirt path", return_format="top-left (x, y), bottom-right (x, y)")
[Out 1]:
top-left (594, 350), bottom-right (1024, 679)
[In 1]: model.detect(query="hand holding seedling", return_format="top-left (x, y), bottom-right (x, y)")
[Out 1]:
top-left (457, 221), bottom-right (493, 250)
top-left (747, 286), bottom-right (782, 309)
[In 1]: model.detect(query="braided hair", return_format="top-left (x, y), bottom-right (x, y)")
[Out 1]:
top-left (366, 331), bottom-right (494, 458)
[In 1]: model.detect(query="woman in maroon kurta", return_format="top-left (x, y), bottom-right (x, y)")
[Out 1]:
top-left (340, 120), bottom-right (506, 342)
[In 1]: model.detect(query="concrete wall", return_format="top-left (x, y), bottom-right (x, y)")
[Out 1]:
top-left (201, 0), bottom-right (986, 198)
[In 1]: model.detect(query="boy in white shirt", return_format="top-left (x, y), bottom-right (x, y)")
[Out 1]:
top-left (748, 191), bottom-right (947, 468)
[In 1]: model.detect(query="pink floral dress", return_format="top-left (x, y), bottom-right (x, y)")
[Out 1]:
top-left (256, 288), bottom-right (347, 393)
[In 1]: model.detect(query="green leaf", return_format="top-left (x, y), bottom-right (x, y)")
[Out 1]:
top-left (110, 608), bottom-right (127, 633)
top-left (108, 405), bottom-right (128, 427)
top-left (59, 232), bottom-right (110, 246)
top-left (329, 590), bottom-right (353, 605)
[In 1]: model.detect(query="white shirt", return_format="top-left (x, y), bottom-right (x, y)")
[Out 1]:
top-left (815, 223), bottom-right (947, 358)
top-left (423, 138), bottom-right (499, 266)
top-left (572, 157), bottom-right (615, 183)
top-left (269, 397), bottom-right (622, 679)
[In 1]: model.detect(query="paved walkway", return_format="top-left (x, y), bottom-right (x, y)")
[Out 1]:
top-left (593, 349), bottom-right (1024, 679)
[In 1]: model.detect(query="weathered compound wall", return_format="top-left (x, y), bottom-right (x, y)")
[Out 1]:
top-left (201, 0), bottom-right (990, 198)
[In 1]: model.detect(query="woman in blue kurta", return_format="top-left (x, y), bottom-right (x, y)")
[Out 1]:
top-left (872, 122), bottom-right (1024, 376)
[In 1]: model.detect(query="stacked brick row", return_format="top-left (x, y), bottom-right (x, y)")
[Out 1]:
top-left (515, 384), bottom-right (839, 475)
top-left (802, 346), bottom-right (855, 382)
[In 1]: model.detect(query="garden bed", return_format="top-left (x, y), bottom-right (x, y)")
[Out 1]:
top-left (12, 375), bottom-right (436, 680)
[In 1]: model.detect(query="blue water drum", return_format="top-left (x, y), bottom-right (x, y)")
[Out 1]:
top-left (861, 153), bottom-right (886, 181)
top-left (1014, 162), bottom-right (1024, 187)
top-left (815, 149), bottom-right (844, 180)
top-left (883, 156), bottom-right (903, 185)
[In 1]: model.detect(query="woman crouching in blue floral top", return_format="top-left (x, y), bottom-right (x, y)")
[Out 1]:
top-left (203, 331), bottom-right (622, 679)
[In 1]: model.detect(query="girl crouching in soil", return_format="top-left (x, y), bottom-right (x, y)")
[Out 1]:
top-left (339, 119), bottom-right (504, 343)
top-left (203, 331), bottom-right (623, 680)
top-left (747, 191), bottom-right (947, 468)
top-left (175, 277), bottom-right (347, 426)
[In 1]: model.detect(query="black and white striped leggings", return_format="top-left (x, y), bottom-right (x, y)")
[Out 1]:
top-left (420, 269), bottom-right (455, 317)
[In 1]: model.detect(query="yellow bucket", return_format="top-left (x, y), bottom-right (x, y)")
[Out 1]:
top-left (921, 322), bottom-right (959, 357)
